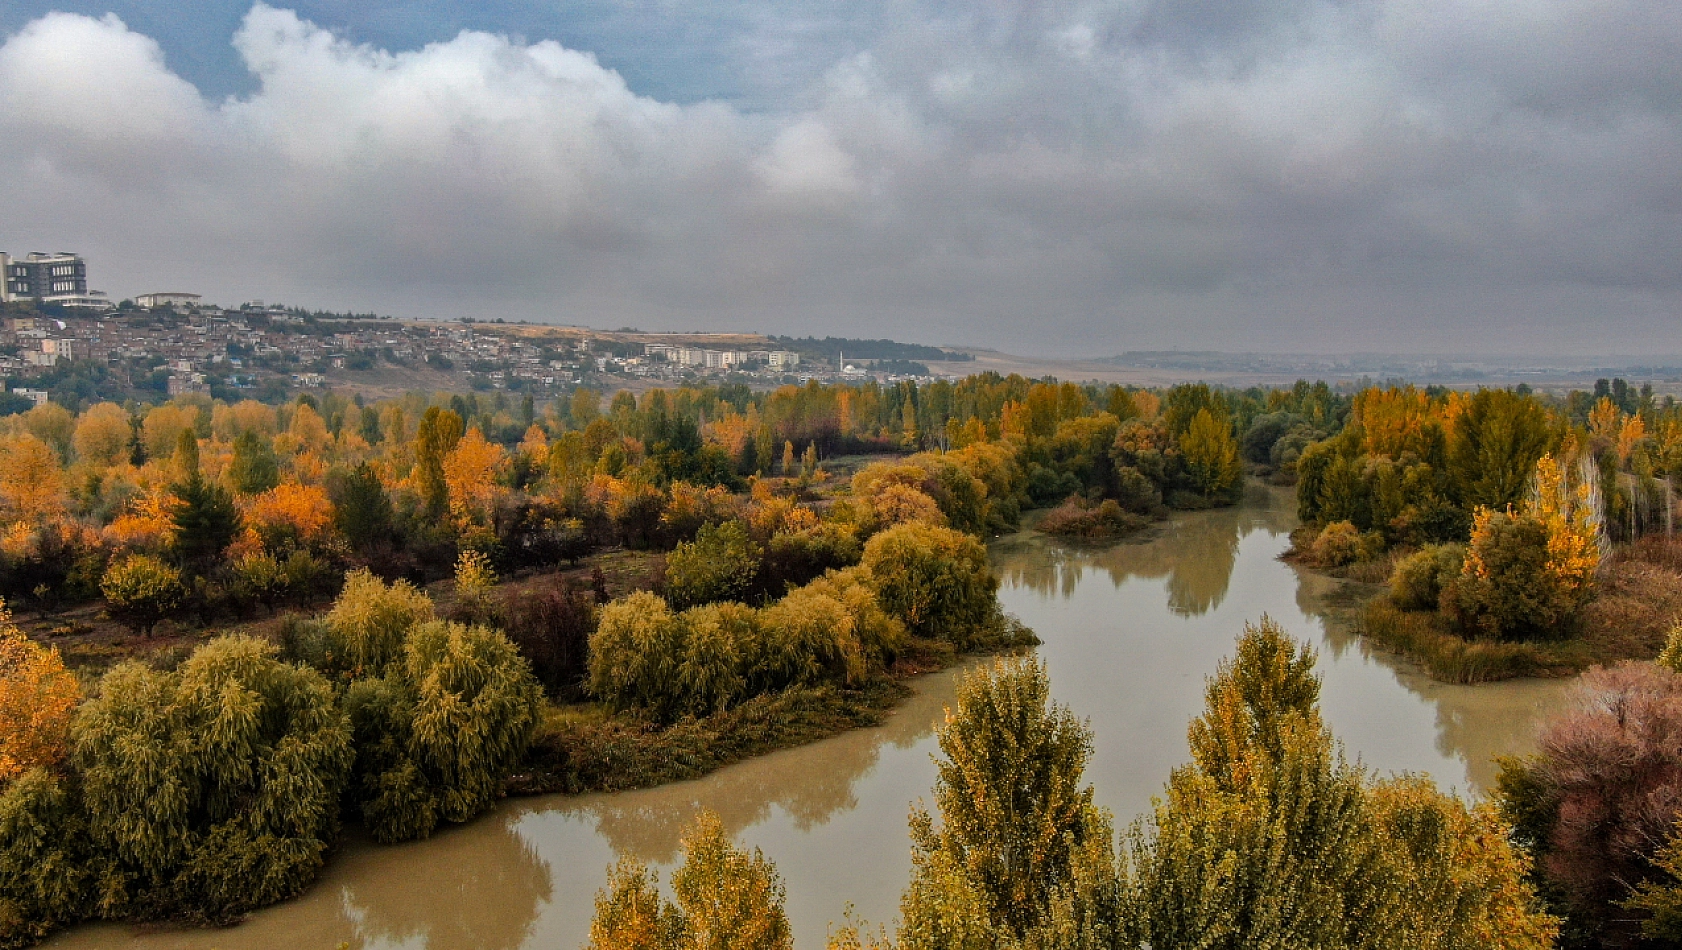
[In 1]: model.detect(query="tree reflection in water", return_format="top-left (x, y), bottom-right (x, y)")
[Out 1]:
top-left (993, 489), bottom-right (1293, 617)
top-left (540, 664), bottom-right (962, 864)
top-left (337, 814), bottom-right (553, 950)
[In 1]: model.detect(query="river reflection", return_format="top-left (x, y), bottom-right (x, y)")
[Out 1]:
top-left (44, 485), bottom-right (1572, 950)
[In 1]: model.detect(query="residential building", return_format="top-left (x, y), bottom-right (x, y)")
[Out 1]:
top-left (1, 252), bottom-right (87, 302)
top-left (41, 339), bottom-right (78, 361)
top-left (137, 292), bottom-right (203, 309)
top-left (10, 388), bottom-right (49, 407)
top-left (768, 350), bottom-right (800, 368)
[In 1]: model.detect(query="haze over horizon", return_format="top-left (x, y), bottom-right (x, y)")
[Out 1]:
top-left (0, 0), bottom-right (1676, 359)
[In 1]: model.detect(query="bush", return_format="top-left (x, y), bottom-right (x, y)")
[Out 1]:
top-left (800, 566), bottom-right (908, 669)
top-left (1497, 663), bottom-right (1682, 944)
top-left (1444, 509), bottom-right (1584, 641)
top-left (0, 769), bottom-right (92, 948)
top-left (1113, 465), bottom-right (1163, 514)
top-left (500, 583), bottom-right (596, 700)
top-left (1039, 496), bottom-right (1148, 541)
top-left (1308, 520), bottom-right (1361, 567)
top-left (759, 523), bottom-right (862, 594)
top-left (755, 587), bottom-right (867, 690)
top-left (588, 591), bottom-right (687, 721)
top-left (862, 523), bottom-right (1000, 648)
top-left (99, 555), bottom-right (186, 636)
top-left (322, 569), bottom-right (435, 675)
top-left (71, 636), bottom-right (352, 920)
top-left (674, 602), bottom-right (755, 716)
top-left (346, 620), bottom-right (543, 843)
top-left (665, 520), bottom-right (762, 609)
top-left (1388, 543), bottom-right (1466, 611)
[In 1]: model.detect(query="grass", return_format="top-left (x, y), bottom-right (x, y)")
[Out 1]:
top-left (1359, 600), bottom-right (1596, 683)
top-left (1358, 545), bottom-right (1682, 683)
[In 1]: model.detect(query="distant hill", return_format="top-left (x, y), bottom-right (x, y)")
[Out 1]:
top-left (769, 336), bottom-right (973, 364)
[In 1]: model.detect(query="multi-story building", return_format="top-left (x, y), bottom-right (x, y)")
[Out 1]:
top-left (1, 252), bottom-right (88, 302)
top-left (768, 350), bottom-right (800, 368)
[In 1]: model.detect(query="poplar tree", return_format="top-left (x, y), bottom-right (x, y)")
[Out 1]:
top-left (228, 428), bottom-right (280, 494)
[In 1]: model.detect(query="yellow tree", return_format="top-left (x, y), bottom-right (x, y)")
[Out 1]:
top-left (1526, 453), bottom-right (1606, 596)
top-left (141, 403), bottom-right (199, 461)
top-left (0, 599), bottom-right (81, 781)
top-left (442, 427), bottom-right (506, 527)
top-left (0, 433), bottom-right (66, 522)
top-left (72, 403), bottom-right (132, 467)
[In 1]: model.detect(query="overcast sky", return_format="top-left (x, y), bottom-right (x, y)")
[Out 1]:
top-left (0, 1), bottom-right (1677, 357)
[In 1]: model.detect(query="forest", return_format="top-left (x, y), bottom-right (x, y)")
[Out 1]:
top-left (7, 372), bottom-right (1682, 946)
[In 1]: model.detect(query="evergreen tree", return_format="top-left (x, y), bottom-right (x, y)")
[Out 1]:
top-left (227, 428), bottom-right (280, 495)
top-left (331, 462), bottom-right (395, 555)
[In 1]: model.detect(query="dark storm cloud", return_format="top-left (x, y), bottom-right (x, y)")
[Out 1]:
top-left (0, 0), bottom-right (1676, 356)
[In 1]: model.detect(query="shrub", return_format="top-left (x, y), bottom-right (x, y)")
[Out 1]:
top-left (1038, 496), bottom-right (1148, 541)
top-left (99, 554), bottom-right (186, 636)
top-left (71, 636), bottom-right (352, 920)
top-left (451, 549), bottom-right (498, 623)
top-left (0, 769), bottom-right (93, 948)
top-left (665, 520), bottom-right (762, 609)
top-left (323, 569), bottom-right (435, 674)
top-left (1388, 543), bottom-right (1466, 612)
top-left (1445, 509), bottom-right (1585, 641)
top-left (500, 583), bottom-right (596, 700)
top-left (0, 602), bottom-right (80, 782)
top-left (674, 603), bottom-right (754, 716)
top-left (347, 620), bottom-right (543, 843)
top-left (1113, 465), bottom-right (1163, 514)
top-left (861, 522), bottom-right (999, 648)
top-left (588, 591), bottom-right (688, 720)
top-left (800, 566), bottom-right (907, 669)
top-left (755, 587), bottom-right (866, 690)
top-left (759, 523), bottom-right (862, 594)
top-left (1308, 520), bottom-right (1361, 567)
top-left (1496, 663), bottom-right (1682, 943)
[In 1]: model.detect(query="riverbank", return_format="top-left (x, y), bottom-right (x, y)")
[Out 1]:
top-left (1289, 531), bottom-right (1682, 684)
top-left (510, 633), bottom-right (1041, 796)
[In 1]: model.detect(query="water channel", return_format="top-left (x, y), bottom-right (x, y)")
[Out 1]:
top-left (47, 486), bottom-right (1574, 950)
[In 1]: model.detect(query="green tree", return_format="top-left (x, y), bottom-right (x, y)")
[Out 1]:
top-left (1130, 619), bottom-right (1398, 950)
top-left (897, 659), bottom-right (1125, 947)
top-left (0, 769), bottom-right (93, 946)
top-left (346, 620), bottom-right (543, 843)
top-left (415, 407), bottom-right (464, 516)
top-left (1447, 389), bottom-right (1553, 511)
top-left (71, 636), bottom-right (352, 920)
top-left (169, 428), bottom-right (241, 566)
top-left (665, 520), bottom-right (763, 609)
top-left (227, 428), bottom-right (280, 495)
top-left (1180, 407), bottom-right (1243, 501)
top-left (330, 462), bottom-right (395, 555)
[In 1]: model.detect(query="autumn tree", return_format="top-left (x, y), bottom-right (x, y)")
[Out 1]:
top-left (0, 600), bottom-right (81, 782)
top-left (1180, 407), bottom-right (1243, 501)
top-left (587, 811), bottom-right (792, 950)
top-left (70, 402), bottom-right (131, 468)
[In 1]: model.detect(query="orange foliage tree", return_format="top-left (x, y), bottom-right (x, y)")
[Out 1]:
top-left (0, 600), bottom-right (81, 781)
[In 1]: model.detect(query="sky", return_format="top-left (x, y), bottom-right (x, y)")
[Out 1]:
top-left (0, 0), bottom-right (1677, 358)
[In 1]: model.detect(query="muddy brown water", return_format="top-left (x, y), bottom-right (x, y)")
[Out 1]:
top-left (46, 487), bottom-right (1573, 950)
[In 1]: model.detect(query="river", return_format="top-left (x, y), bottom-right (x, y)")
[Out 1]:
top-left (45, 486), bottom-right (1573, 950)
